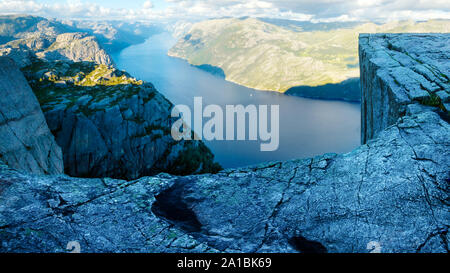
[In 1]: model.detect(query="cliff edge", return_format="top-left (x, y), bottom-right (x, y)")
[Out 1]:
top-left (360, 33), bottom-right (450, 144)
top-left (0, 34), bottom-right (448, 253)
top-left (0, 57), bottom-right (63, 175)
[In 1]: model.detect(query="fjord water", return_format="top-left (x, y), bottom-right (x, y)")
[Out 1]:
top-left (113, 33), bottom-right (361, 169)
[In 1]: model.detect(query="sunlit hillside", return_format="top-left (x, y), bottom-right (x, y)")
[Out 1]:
top-left (169, 18), bottom-right (450, 92)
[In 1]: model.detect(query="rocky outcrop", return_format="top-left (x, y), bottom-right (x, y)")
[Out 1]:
top-left (0, 32), bottom-right (112, 68)
top-left (0, 47), bottom-right (34, 68)
top-left (22, 61), bottom-right (221, 180)
top-left (36, 33), bottom-right (112, 66)
top-left (360, 33), bottom-right (450, 144)
top-left (0, 57), bottom-right (63, 175)
top-left (0, 16), bottom-right (113, 68)
top-left (0, 34), bottom-right (448, 253)
top-left (0, 164), bottom-right (218, 253)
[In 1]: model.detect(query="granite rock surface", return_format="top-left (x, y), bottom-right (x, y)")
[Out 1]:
top-left (0, 57), bottom-right (63, 175)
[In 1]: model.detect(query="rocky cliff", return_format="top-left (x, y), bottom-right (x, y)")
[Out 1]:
top-left (0, 57), bottom-right (63, 175)
top-left (21, 60), bottom-right (221, 180)
top-left (0, 34), bottom-right (449, 253)
top-left (0, 32), bottom-right (112, 68)
top-left (36, 33), bottom-right (113, 66)
top-left (360, 33), bottom-right (450, 144)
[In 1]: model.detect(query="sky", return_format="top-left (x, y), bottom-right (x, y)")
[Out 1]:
top-left (0, 0), bottom-right (449, 23)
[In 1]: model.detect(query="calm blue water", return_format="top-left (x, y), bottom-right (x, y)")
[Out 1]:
top-left (113, 33), bottom-right (361, 169)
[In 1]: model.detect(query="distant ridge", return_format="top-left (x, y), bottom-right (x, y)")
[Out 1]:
top-left (169, 17), bottom-right (450, 94)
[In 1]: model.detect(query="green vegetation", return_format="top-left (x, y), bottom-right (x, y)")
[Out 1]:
top-left (23, 60), bottom-right (142, 87)
top-left (22, 60), bottom-right (148, 114)
top-left (80, 64), bottom-right (143, 86)
top-left (420, 92), bottom-right (440, 106)
top-left (419, 92), bottom-right (449, 114)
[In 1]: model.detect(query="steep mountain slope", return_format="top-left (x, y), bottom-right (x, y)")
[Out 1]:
top-left (0, 15), bottom-right (96, 67)
top-left (169, 18), bottom-right (450, 93)
top-left (20, 60), bottom-right (221, 180)
top-left (35, 32), bottom-right (113, 65)
top-left (0, 57), bottom-right (63, 175)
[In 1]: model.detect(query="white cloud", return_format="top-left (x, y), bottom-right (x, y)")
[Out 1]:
top-left (0, 0), bottom-right (448, 22)
top-left (0, 0), bottom-right (170, 21)
top-left (0, 0), bottom-right (43, 14)
top-left (143, 1), bottom-right (153, 9)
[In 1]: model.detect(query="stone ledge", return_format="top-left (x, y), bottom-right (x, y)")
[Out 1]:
top-left (359, 33), bottom-right (450, 144)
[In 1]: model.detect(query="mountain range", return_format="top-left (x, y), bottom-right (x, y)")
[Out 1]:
top-left (0, 15), bottom-right (162, 56)
top-left (0, 14), bottom-right (221, 180)
top-left (169, 18), bottom-right (450, 95)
